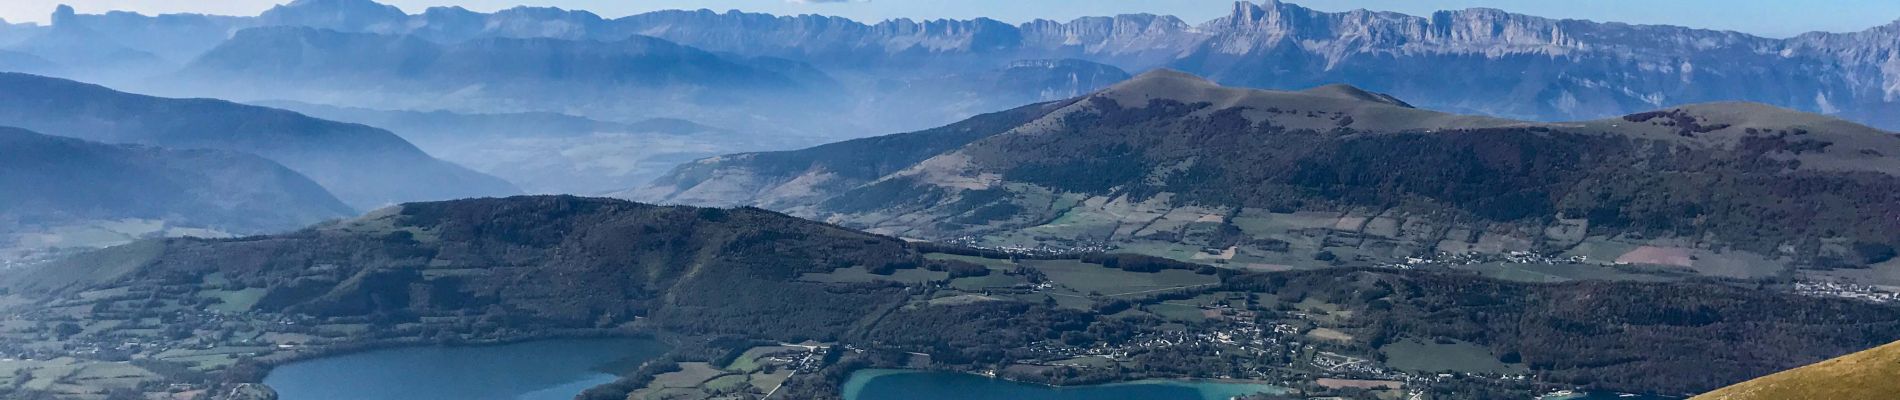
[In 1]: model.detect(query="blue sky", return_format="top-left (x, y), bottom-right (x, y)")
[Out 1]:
top-left (5, 0), bottom-right (1897, 38)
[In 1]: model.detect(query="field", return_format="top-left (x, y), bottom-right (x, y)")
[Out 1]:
top-left (1566, 238), bottom-right (1786, 279)
top-left (949, 273), bottom-right (1027, 291)
top-left (651, 362), bottom-right (727, 389)
top-left (1024, 260), bottom-right (1216, 297)
top-left (200, 288), bottom-right (268, 313)
top-left (630, 345), bottom-right (812, 399)
top-left (0, 357), bottom-right (162, 399)
top-left (1316, 378), bottom-right (1402, 389)
top-left (1379, 338), bottom-right (1525, 375)
top-left (1144, 302), bottom-right (1209, 322)
top-left (796, 266), bottom-right (947, 284)
top-left (923, 253), bottom-right (1018, 269)
top-left (1306, 328), bottom-right (1354, 343)
top-left (1451, 262), bottom-right (1679, 283)
top-left (724, 345), bottom-right (800, 372)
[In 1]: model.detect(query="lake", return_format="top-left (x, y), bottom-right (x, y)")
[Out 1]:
top-left (844, 369), bottom-right (1287, 400)
top-left (264, 337), bottom-right (667, 400)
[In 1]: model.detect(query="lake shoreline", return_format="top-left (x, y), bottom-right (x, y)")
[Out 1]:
top-left (264, 336), bottom-right (671, 400)
top-left (250, 328), bottom-right (659, 372)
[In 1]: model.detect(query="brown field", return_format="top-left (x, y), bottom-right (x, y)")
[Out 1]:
top-left (1238, 263), bottom-right (1295, 272)
top-left (1316, 378), bottom-right (1402, 389)
top-left (1306, 327), bottom-right (1354, 342)
top-left (1616, 246), bottom-right (1695, 267)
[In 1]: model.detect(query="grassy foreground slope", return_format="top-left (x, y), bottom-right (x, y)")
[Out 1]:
top-left (1693, 339), bottom-right (1900, 400)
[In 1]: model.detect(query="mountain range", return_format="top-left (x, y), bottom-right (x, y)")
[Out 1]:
top-left (1, 1), bottom-right (1898, 398)
top-left (156, 26), bottom-right (833, 118)
top-left (635, 70), bottom-right (1900, 276)
top-left (0, 72), bottom-right (519, 210)
top-left (14, 0), bottom-right (1900, 131)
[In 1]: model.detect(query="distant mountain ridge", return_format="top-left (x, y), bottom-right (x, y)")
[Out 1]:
top-left (24, 0), bottom-right (1900, 129)
top-left (0, 72), bottom-right (519, 209)
top-left (0, 127), bottom-right (352, 239)
top-left (7, 195), bottom-right (922, 337)
top-left (257, 100), bottom-right (774, 196)
top-left (182, 26), bottom-right (810, 91)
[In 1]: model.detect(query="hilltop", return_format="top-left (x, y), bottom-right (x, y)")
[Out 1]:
top-left (1694, 339), bottom-right (1900, 400)
top-left (637, 69), bottom-right (1900, 277)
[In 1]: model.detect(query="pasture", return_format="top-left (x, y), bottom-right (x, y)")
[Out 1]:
top-left (1379, 338), bottom-right (1525, 375)
top-left (1024, 259), bottom-right (1216, 297)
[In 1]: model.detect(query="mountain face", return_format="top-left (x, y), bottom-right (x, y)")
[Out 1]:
top-left (624, 1), bottom-right (1900, 129)
top-left (154, 26), bottom-right (849, 136)
top-left (258, 0), bottom-right (410, 33)
top-left (1694, 339), bottom-right (1900, 400)
top-left (0, 18), bottom-right (44, 47)
top-left (31, 4), bottom-right (243, 65)
top-left (637, 70), bottom-right (1900, 273)
top-left (0, 127), bottom-right (353, 254)
top-left (5, 15), bottom-right (172, 83)
top-left (182, 26), bottom-right (808, 91)
top-left (0, 73), bottom-right (519, 209)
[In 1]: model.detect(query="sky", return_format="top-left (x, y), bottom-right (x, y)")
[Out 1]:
top-left (3, 0), bottom-right (1896, 38)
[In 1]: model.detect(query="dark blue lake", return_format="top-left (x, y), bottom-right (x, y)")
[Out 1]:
top-left (264, 338), bottom-right (667, 400)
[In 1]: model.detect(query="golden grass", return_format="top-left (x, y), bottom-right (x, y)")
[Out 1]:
top-left (1693, 340), bottom-right (1900, 400)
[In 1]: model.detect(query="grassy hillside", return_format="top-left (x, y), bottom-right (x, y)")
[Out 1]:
top-left (1693, 340), bottom-right (1900, 400)
top-left (640, 69), bottom-right (1900, 274)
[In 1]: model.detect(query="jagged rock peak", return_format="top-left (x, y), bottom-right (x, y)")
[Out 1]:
top-left (271, 0), bottom-right (405, 12)
top-left (261, 0), bottom-right (410, 30)
top-left (51, 4), bottom-right (76, 26)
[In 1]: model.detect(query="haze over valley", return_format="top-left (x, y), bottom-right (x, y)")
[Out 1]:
top-left (0, 1), bottom-right (1897, 400)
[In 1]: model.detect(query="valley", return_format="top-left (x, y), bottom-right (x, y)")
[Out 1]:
top-left (0, 197), bottom-right (1891, 400)
top-left (0, 0), bottom-right (1896, 399)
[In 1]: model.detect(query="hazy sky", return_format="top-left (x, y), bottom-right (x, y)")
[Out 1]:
top-left (4, 0), bottom-right (1897, 38)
